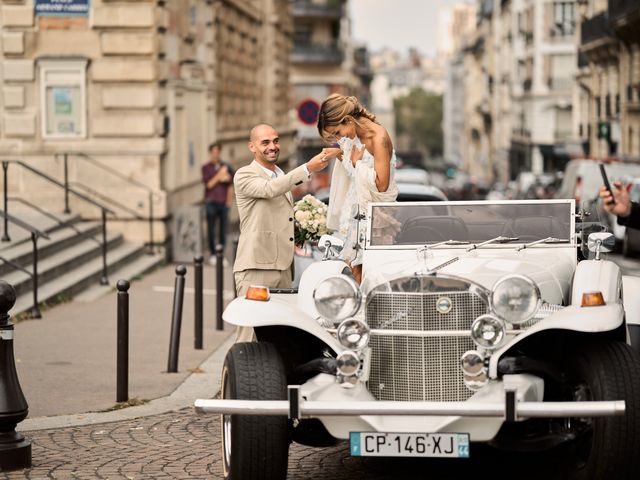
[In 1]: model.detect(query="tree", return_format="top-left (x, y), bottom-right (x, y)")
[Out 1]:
top-left (394, 88), bottom-right (443, 159)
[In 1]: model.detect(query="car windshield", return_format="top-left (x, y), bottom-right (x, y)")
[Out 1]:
top-left (369, 200), bottom-right (574, 247)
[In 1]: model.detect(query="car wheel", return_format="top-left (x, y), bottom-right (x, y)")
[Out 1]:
top-left (564, 341), bottom-right (640, 479)
top-left (221, 342), bottom-right (289, 480)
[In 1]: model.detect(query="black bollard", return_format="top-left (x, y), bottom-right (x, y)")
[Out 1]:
top-left (167, 265), bottom-right (186, 373)
top-left (116, 280), bottom-right (129, 403)
top-left (194, 256), bottom-right (203, 350)
top-left (0, 281), bottom-right (31, 470)
top-left (215, 244), bottom-right (224, 331)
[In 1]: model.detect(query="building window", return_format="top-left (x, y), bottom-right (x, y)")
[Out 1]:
top-left (551, 2), bottom-right (575, 37)
top-left (39, 59), bottom-right (88, 139)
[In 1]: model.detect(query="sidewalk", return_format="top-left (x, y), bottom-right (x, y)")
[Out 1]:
top-left (11, 261), bottom-right (236, 430)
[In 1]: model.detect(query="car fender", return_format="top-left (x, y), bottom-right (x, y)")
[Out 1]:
top-left (570, 259), bottom-right (621, 305)
top-left (489, 303), bottom-right (624, 377)
top-left (223, 295), bottom-right (343, 352)
top-left (297, 259), bottom-right (351, 318)
top-left (623, 275), bottom-right (640, 327)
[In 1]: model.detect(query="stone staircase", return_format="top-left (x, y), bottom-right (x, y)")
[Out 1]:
top-left (0, 205), bottom-right (164, 317)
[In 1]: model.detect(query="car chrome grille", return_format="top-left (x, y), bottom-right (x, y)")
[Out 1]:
top-left (366, 290), bottom-right (488, 402)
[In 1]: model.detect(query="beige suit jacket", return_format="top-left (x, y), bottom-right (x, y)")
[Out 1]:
top-left (233, 161), bottom-right (309, 273)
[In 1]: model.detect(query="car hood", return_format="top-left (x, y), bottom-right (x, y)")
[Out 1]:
top-left (362, 249), bottom-right (576, 305)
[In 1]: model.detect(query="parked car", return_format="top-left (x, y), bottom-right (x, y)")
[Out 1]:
top-left (196, 199), bottom-right (640, 480)
top-left (292, 183), bottom-right (448, 287)
top-left (394, 167), bottom-right (429, 186)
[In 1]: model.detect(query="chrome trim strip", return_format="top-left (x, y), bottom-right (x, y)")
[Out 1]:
top-left (194, 399), bottom-right (625, 418)
top-left (324, 328), bottom-right (522, 337)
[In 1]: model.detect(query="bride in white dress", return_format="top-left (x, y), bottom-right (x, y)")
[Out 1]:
top-left (317, 94), bottom-right (399, 283)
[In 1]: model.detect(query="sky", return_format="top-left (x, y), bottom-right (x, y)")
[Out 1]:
top-left (349, 0), bottom-right (472, 57)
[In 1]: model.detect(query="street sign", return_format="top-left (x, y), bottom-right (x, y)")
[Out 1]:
top-left (35, 0), bottom-right (90, 17)
top-left (297, 99), bottom-right (320, 126)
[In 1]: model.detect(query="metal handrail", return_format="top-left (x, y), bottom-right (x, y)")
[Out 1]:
top-left (57, 152), bottom-right (159, 253)
top-left (2, 159), bottom-right (111, 286)
top-left (0, 210), bottom-right (49, 319)
top-left (3, 160), bottom-right (115, 215)
top-left (7, 197), bottom-right (102, 248)
top-left (58, 152), bottom-right (159, 197)
top-left (0, 210), bottom-right (49, 241)
top-left (69, 182), bottom-right (146, 220)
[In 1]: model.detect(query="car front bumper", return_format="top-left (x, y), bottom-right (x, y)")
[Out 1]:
top-left (195, 373), bottom-right (625, 442)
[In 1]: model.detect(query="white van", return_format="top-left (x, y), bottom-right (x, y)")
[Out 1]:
top-left (557, 159), bottom-right (640, 241)
top-left (557, 159), bottom-right (640, 205)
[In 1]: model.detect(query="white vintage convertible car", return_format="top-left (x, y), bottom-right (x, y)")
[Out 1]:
top-left (195, 199), bottom-right (640, 480)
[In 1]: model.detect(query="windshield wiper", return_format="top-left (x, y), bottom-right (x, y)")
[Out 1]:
top-left (466, 236), bottom-right (519, 252)
top-left (516, 237), bottom-right (570, 252)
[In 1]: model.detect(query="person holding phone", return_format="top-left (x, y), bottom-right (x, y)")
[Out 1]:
top-left (599, 180), bottom-right (640, 229)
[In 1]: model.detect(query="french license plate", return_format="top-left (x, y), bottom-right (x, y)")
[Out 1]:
top-left (350, 432), bottom-right (470, 458)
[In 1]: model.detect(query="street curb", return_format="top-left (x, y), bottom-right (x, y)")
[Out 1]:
top-left (18, 334), bottom-right (235, 432)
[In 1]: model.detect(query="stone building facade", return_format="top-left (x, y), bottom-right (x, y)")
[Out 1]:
top-left (451, 0), bottom-right (577, 182)
top-left (577, 0), bottom-right (640, 161)
top-left (0, 0), bottom-right (294, 245)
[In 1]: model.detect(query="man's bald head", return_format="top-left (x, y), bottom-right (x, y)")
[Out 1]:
top-left (248, 123), bottom-right (280, 169)
top-left (250, 123), bottom-right (277, 142)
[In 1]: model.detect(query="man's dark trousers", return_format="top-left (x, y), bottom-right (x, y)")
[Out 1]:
top-left (205, 202), bottom-right (229, 254)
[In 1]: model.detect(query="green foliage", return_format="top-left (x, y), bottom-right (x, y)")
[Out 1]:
top-left (394, 88), bottom-right (443, 158)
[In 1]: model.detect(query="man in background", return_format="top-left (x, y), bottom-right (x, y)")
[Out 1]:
top-left (201, 142), bottom-right (235, 265)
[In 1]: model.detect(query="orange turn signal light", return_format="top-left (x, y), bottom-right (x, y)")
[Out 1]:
top-left (245, 285), bottom-right (270, 302)
top-left (581, 291), bottom-right (605, 307)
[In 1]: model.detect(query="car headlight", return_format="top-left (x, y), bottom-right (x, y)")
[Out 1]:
top-left (490, 274), bottom-right (541, 324)
top-left (336, 318), bottom-right (370, 350)
top-left (313, 275), bottom-right (361, 322)
top-left (470, 314), bottom-right (506, 349)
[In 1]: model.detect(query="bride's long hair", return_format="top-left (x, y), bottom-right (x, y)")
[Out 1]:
top-left (317, 94), bottom-right (378, 141)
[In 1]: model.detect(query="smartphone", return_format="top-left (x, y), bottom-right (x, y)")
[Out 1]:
top-left (599, 163), bottom-right (616, 205)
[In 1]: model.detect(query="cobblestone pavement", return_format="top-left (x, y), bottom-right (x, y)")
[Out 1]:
top-left (3, 408), bottom-right (566, 480)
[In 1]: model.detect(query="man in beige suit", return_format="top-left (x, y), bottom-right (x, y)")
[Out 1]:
top-left (233, 123), bottom-right (331, 296)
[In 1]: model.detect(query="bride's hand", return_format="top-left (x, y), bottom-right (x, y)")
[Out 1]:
top-left (351, 144), bottom-right (364, 167)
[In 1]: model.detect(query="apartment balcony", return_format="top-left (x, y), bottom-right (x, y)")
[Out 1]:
top-left (291, 42), bottom-right (344, 64)
top-left (580, 12), bottom-right (614, 49)
top-left (548, 77), bottom-right (574, 92)
top-left (292, 0), bottom-right (343, 19)
top-left (609, 0), bottom-right (640, 39)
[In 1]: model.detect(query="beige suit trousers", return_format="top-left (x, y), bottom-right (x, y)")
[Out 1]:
top-left (233, 268), bottom-right (292, 342)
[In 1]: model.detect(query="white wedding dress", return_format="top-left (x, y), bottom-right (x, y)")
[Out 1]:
top-left (327, 136), bottom-right (399, 266)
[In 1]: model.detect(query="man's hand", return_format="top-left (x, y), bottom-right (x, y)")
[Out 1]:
top-left (599, 181), bottom-right (632, 217)
top-left (306, 149), bottom-right (332, 173)
top-left (217, 165), bottom-right (231, 182)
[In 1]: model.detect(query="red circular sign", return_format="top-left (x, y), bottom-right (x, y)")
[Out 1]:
top-left (297, 99), bottom-right (320, 126)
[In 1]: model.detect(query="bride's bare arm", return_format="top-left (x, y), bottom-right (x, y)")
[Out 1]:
top-left (371, 135), bottom-right (393, 192)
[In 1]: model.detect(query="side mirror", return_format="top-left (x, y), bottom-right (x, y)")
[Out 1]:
top-left (318, 234), bottom-right (344, 260)
top-left (587, 232), bottom-right (615, 260)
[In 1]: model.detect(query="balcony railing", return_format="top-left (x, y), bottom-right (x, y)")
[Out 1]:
top-left (292, 0), bottom-right (343, 18)
top-left (580, 12), bottom-right (613, 46)
top-left (609, 0), bottom-right (640, 26)
top-left (291, 43), bottom-right (344, 64)
top-left (548, 77), bottom-right (574, 92)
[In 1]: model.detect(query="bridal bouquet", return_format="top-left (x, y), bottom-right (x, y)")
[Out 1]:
top-left (293, 194), bottom-right (331, 246)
